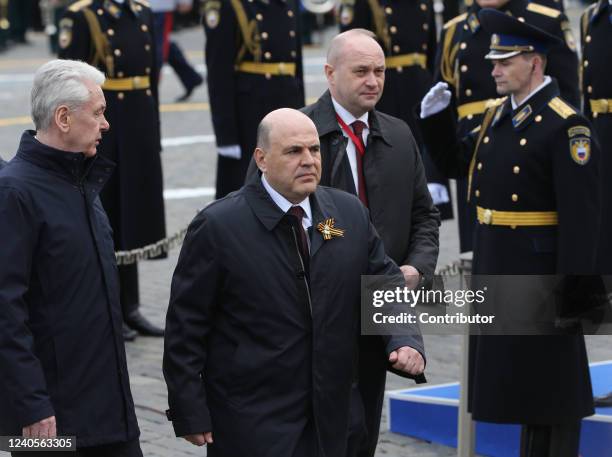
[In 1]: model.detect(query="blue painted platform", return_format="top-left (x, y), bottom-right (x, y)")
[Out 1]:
top-left (387, 361), bottom-right (612, 457)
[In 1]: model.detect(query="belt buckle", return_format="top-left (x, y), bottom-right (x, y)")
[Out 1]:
top-left (278, 62), bottom-right (286, 75)
top-left (603, 99), bottom-right (609, 113)
top-left (133, 76), bottom-right (140, 88)
top-left (483, 209), bottom-right (493, 225)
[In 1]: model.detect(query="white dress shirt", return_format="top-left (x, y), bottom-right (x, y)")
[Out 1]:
top-left (261, 175), bottom-right (313, 237)
top-left (511, 75), bottom-right (552, 110)
top-left (331, 97), bottom-right (369, 193)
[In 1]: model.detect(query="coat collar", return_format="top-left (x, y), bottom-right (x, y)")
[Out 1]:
top-left (103, 0), bottom-right (140, 19)
top-left (590, 0), bottom-right (611, 23)
top-left (243, 172), bottom-right (337, 257)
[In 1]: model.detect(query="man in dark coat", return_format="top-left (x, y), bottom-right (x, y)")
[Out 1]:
top-left (435, 0), bottom-right (579, 253)
top-left (58, 0), bottom-right (166, 339)
top-left (202, 0), bottom-right (305, 199)
top-left (338, 0), bottom-right (453, 220)
top-left (163, 108), bottom-right (426, 457)
top-left (580, 0), bottom-right (612, 409)
top-left (0, 60), bottom-right (141, 455)
top-left (420, 10), bottom-right (598, 456)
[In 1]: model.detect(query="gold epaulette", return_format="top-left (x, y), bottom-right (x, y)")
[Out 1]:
top-left (68, 0), bottom-right (93, 12)
top-left (526, 3), bottom-right (561, 19)
top-left (443, 12), bottom-right (467, 30)
top-left (548, 97), bottom-right (576, 119)
top-left (133, 0), bottom-right (151, 7)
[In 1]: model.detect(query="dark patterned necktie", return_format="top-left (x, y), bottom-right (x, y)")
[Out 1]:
top-left (287, 206), bottom-right (309, 264)
top-left (351, 120), bottom-right (368, 207)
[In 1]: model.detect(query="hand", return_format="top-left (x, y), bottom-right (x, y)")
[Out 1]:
top-left (183, 432), bottom-right (213, 446)
top-left (389, 346), bottom-right (425, 376)
top-left (420, 82), bottom-right (452, 118)
top-left (22, 416), bottom-right (56, 438)
top-left (400, 265), bottom-right (422, 290)
top-left (217, 145), bottom-right (242, 160)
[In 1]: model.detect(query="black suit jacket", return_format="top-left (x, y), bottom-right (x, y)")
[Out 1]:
top-left (163, 176), bottom-right (424, 457)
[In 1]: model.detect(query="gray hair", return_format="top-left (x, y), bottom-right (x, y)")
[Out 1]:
top-left (31, 59), bottom-right (105, 131)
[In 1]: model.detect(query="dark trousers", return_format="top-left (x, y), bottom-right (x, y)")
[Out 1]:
top-left (12, 439), bottom-right (143, 457)
top-left (119, 263), bottom-right (140, 316)
top-left (520, 422), bottom-right (581, 457)
top-left (167, 41), bottom-right (203, 91)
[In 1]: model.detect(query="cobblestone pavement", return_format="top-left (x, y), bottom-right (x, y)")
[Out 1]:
top-left (1, 3), bottom-right (610, 455)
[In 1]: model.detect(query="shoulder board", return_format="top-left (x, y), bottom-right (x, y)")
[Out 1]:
top-left (526, 3), bottom-right (561, 19)
top-left (68, 0), bottom-right (93, 12)
top-left (487, 96), bottom-right (507, 110)
top-left (443, 12), bottom-right (468, 30)
top-left (548, 97), bottom-right (576, 119)
top-left (583, 2), bottom-right (598, 21)
top-left (134, 0), bottom-right (151, 7)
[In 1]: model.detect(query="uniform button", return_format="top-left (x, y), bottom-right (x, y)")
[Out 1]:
top-left (467, 114), bottom-right (474, 120)
top-left (256, 13), bottom-right (263, 20)
top-left (511, 194), bottom-right (518, 202)
top-left (145, 67), bottom-right (151, 74)
top-left (465, 88), bottom-right (472, 97)
top-left (141, 24), bottom-right (148, 32)
top-left (261, 32), bottom-right (268, 39)
top-left (518, 16), bottom-right (525, 22)
top-left (423, 23), bottom-right (429, 31)
top-left (422, 43), bottom-right (428, 51)
top-left (146, 89), bottom-right (152, 96)
top-left (461, 64), bottom-right (468, 72)
top-left (464, 24), bottom-right (469, 30)
top-left (265, 73), bottom-right (271, 80)
top-left (584, 60), bottom-right (589, 68)
top-left (291, 50), bottom-right (296, 58)
top-left (264, 51), bottom-right (271, 60)
top-left (460, 42), bottom-right (467, 50)
top-left (475, 190), bottom-right (480, 198)
top-left (513, 166), bottom-right (520, 174)
top-left (114, 49), bottom-right (121, 57)
top-left (520, 138), bottom-right (527, 146)
top-left (390, 26), bottom-right (397, 34)
top-left (117, 71), bottom-right (124, 77)
top-left (585, 35), bottom-right (591, 43)
top-left (107, 28), bottom-right (114, 36)
top-left (118, 92), bottom-right (124, 100)
top-left (393, 45), bottom-right (400, 53)
top-left (477, 162), bottom-right (482, 170)
top-left (289, 30), bottom-right (296, 37)
top-left (420, 3), bottom-right (427, 10)
top-left (97, 8), bottom-right (103, 15)
top-left (385, 6), bottom-right (392, 14)
top-left (594, 112), bottom-right (599, 119)
top-left (587, 86), bottom-right (593, 94)
top-left (145, 44), bottom-right (151, 51)
top-left (397, 66), bottom-right (403, 73)
top-left (483, 136), bottom-right (489, 143)
top-left (287, 10), bottom-right (294, 17)
top-left (535, 114), bottom-right (542, 122)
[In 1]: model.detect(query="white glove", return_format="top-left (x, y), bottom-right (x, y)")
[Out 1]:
top-left (420, 82), bottom-right (452, 119)
top-left (218, 145), bottom-right (242, 160)
top-left (427, 183), bottom-right (450, 205)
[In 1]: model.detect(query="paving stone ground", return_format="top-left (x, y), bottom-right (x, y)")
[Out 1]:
top-left (0, 3), bottom-right (609, 455)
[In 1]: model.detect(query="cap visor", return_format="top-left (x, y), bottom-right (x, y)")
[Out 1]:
top-left (485, 50), bottom-right (522, 60)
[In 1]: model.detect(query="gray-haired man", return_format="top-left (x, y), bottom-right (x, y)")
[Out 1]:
top-left (0, 60), bottom-right (142, 456)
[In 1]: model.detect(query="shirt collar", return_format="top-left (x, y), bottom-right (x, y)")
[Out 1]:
top-left (331, 97), bottom-right (369, 129)
top-left (261, 175), bottom-right (312, 224)
top-left (511, 75), bottom-right (552, 110)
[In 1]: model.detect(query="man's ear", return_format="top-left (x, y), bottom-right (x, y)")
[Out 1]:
top-left (324, 63), bottom-right (334, 86)
top-left (55, 105), bottom-right (71, 133)
top-left (254, 147), bottom-right (266, 172)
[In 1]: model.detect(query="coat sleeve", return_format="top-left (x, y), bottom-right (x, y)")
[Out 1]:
top-left (163, 211), bottom-right (221, 436)
top-left (425, 0), bottom-right (437, 75)
top-left (0, 186), bottom-right (55, 428)
top-left (204, 0), bottom-right (241, 147)
top-left (338, 0), bottom-right (372, 32)
top-left (546, 14), bottom-right (580, 108)
top-left (56, 9), bottom-right (92, 61)
top-left (403, 134), bottom-right (440, 280)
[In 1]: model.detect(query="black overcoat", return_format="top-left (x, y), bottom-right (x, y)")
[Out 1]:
top-left (58, 0), bottom-right (166, 250)
top-left (163, 177), bottom-right (424, 457)
top-left (420, 80), bottom-right (598, 423)
top-left (0, 132), bottom-right (139, 446)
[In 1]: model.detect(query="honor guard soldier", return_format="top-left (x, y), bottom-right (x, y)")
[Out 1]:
top-left (420, 10), bottom-right (599, 457)
top-left (435, 0), bottom-right (578, 253)
top-left (338, 0), bottom-right (453, 220)
top-left (202, 0), bottom-right (305, 199)
top-left (0, 0), bottom-right (8, 51)
top-left (581, 0), bottom-right (612, 410)
top-left (58, 0), bottom-right (166, 339)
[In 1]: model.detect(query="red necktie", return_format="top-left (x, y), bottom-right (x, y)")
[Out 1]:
top-left (287, 206), bottom-right (309, 264)
top-left (351, 120), bottom-right (368, 207)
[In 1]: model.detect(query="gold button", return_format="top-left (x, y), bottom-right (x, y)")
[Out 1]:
top-left (513, 166), bottom-right (520, 174)
top-left (145, 67), bottom-right (151, 74)
top-left (466, 89), bottom-right (472, 97)
top-left (141, 24), bottom-right (148, 32)
top-left (518, 16), bottom-right (525, 22)
top-left (397, 66), bottom-right (403, 73)
top-left (261, 32), bottom-right (268, 39)
top-left (114, 49), bottom-right (121, 56)
top-left (460, 42), bottom-right (467, 50)
top-left (97, 8), bottom-right (103, 15)
top-left (393, 45), bottom-right (400, 53)
top-left (587, 86), bottom-right (593, 94)
top-left (586, 35), bottom-right (591, 43)
top-left (107, 28), bottom-right (114, 36)
top-left (584, 60), bottom-right (589, 68)
top-left (467, 114), bottom-right (473, 120)
top-left (422, 43), bottom-right (428, 51)
top-left (288, 10), bottom-right (294, 17)
top-left (145, 44), bottom-right (151, 51)
top-left (477, 162), bottom-right (482, 170)
top-left (290, 50), bottom-right (296, 58)
top-left (117, 71), bottom-right (124, 77)
top-left (594, 112), bottom-right (599, 119)
top-left (265, 73), bottom-right (271, 80)
top-left (146, 89), bottom-right (152, 96)
top-left (461, 65), bottom-right (468, 72)
top-left (535, 115), bottom-right (542, 122)
top-left (421, 3), bottom-right (427, 10)
top-left (118, 92), bottom-right (124, 100)
top-left (423, 23), bottom-right (429, 31)
top-left (390, 26), bottom-right (397, 34)
top-left (264, 51), bottom-right (271, 60)
top-left (520, 138), bottom-right (527, 146)
top-left (512, 194), bottom-right (518, 202)
top-left (483, 136), bottom-right (489, 143)
top-left (256, 13), bottom-right (263, 20)
top-left (289, 30), bottom-right (296, 37)
top-left (475, 190), bottom-right (480, 198)
top-left (385, 6), bottom-right (392, 14)
top-left (464, 24), bottom-right (469, 30)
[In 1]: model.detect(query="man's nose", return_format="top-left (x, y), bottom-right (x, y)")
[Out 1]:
top-left (101, 116), bottom-right (110, 132)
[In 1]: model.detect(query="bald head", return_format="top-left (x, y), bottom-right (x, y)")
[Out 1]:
top-left (254, 108), bottom-right (322, 203)
top-left (327, 28), bottom-right (378, 67)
